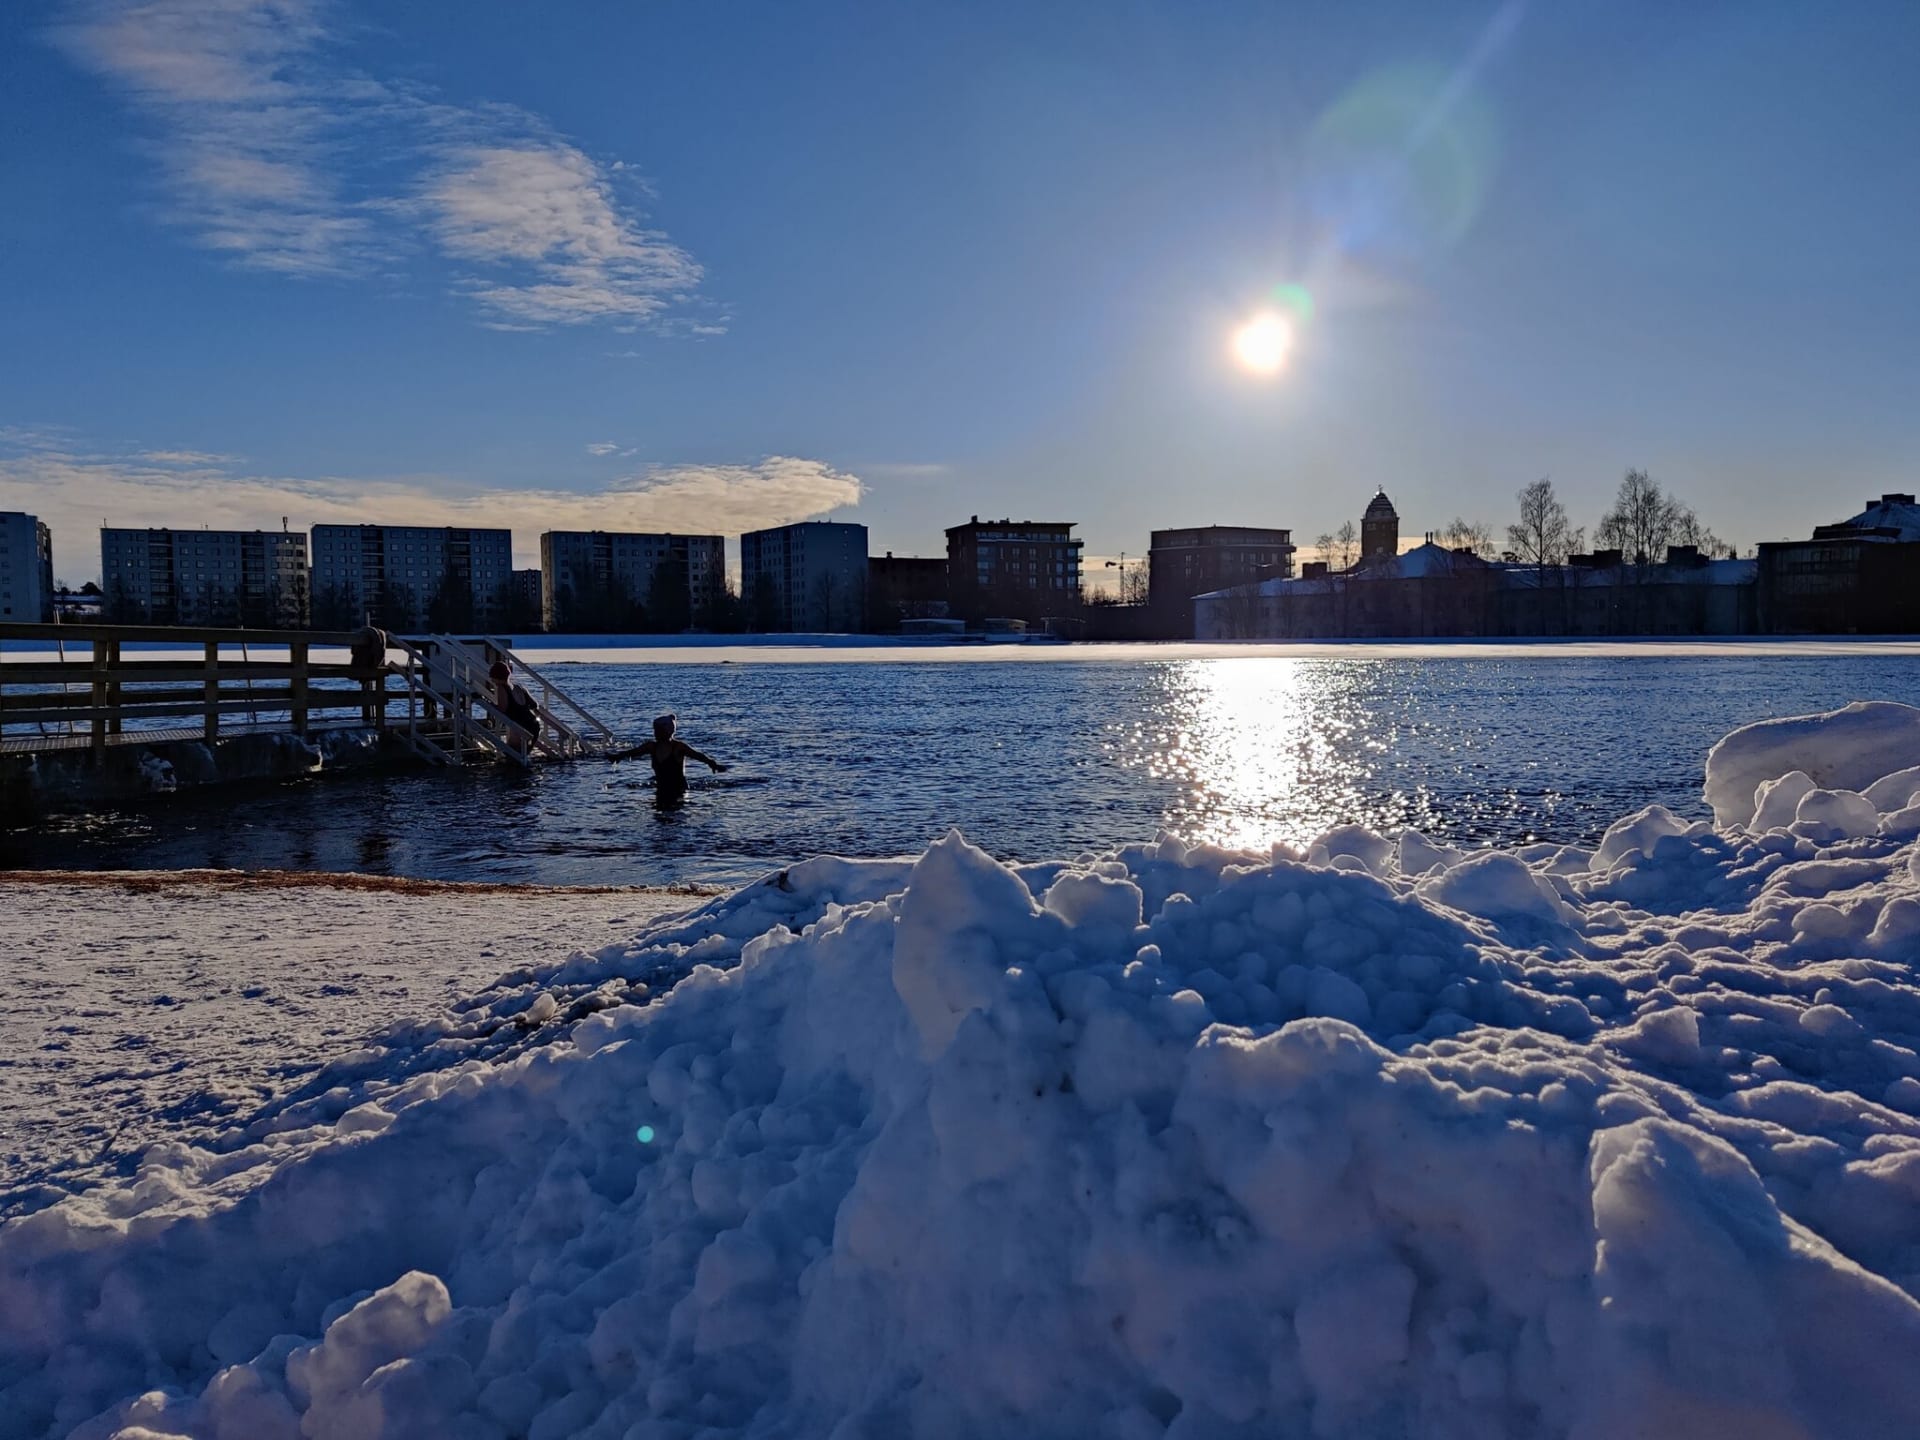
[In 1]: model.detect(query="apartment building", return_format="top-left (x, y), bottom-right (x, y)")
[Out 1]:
top-left (309, 525), bottom-right (512, 631)
top-left (944, 516), bottom-right (1082, 623)
top-left (539, 530), bottom-right (725, 632)
top-left (740, 522), bottom-right (868, 632)
top-left (0, 511), bottom-right (54, 623)
top-left (100, 527), bottom-right (309, 627)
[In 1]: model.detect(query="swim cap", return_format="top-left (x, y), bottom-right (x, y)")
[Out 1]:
top-left (653, 714), bottom-right (676, 739)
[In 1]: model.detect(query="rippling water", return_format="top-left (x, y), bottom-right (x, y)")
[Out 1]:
top-left (8, 653), bottom-right (1918, 887)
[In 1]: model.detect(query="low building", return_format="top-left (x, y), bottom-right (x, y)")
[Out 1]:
top-left (945, 517), bottom-right (1082, 624)
top-left (310, 525), bottom-right (512, 632)
top-left (540, 531), bottom-right (725, 632)
top-left (52, 587), bottom-right (105, 623)
top-left (867, 553), bottom-right (949, 630)
top-left (0, 511), bottom-right (54, 623)
top-left (1196, 542), bottom-right (1757, 639)
top-left (101, 527), bottom-right (309, 627)
top-left (741, 522), bottom-right (869, 632)
top-left (1148, 525), bottom-right (1294, 637)
top-left (1757, 493), bottom-right (1920, 634)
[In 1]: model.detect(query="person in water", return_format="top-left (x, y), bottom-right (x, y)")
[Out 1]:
top-left (488, 659), bottom-right (541, 756)
top-left (610, 714), bottom-right (726, 797)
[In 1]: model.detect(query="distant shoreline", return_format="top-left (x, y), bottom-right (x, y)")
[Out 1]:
top-left (7, 633), bottom-right (1920, 665)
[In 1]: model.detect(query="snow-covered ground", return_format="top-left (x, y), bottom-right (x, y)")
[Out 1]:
top-left (0, 875), bottom-right (702, 1212)
top-left (6, 702), bottom-right (1920, 1438)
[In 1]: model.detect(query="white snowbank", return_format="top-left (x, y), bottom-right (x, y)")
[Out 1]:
top-left (6, 703), bottom-right (1920, 1439)
top-left (1704, 700), bottom-right (1920, 828)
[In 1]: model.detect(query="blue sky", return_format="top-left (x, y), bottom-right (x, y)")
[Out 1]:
top-left (3, 0), bottom-right (1917, 585)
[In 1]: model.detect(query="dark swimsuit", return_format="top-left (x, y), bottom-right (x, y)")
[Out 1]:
top-left (650, 743), bottom-right (689, 797)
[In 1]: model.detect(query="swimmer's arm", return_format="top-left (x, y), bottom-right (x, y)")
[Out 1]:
top-left (607, 740), bottom-right (656, 762)
top-left (682, 744), bottom-right (726, 772)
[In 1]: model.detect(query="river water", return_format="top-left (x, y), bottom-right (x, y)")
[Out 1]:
top-left (6, 648), bottom-right (1918, 887)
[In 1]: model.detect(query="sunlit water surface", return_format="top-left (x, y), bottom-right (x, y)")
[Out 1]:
top-left (8, 654), bottom-right (1918, 887)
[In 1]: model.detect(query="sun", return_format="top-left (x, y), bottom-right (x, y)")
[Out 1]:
top-left (1232, 311), bottom-right (1294, 376)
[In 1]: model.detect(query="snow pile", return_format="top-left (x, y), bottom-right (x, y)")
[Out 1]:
top-left (6, 705), bottom-right (1920, 1439)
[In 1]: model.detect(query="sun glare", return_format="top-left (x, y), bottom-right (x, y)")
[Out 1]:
top-left (1232, 312), bottom-right (1294, 376)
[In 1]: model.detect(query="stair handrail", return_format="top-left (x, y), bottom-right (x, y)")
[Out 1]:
top-left (503, 652), bottom-right (618, 747)
top-left (391, 637), bottom-right (540, 766)
top-left (422, 636), bottom-right (615, 756)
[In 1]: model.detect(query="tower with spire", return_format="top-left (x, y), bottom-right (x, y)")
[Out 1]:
top-left (1361, 489), bottom-right (1400, 563)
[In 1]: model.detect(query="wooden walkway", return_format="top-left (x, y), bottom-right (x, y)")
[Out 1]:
top-left (0, 622), bottom-right (616, 768)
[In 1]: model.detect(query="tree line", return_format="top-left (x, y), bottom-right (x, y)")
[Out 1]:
top-left (1312, 469), bottom-right (1733, 573)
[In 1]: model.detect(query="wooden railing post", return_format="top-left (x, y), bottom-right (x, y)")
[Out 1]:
top-left (203, 640), bottom-right (219, 743)
top-left (106, 638), bottom-right (123, 735)
top-left (290, 639), bottom-right (310, 736)
top-left (91, 640), bottom-right (110, 755)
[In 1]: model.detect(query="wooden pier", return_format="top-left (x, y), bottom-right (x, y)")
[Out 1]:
top-left (0, 623), bottom-right (616, 770)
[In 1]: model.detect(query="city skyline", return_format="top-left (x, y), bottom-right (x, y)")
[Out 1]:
top-left (5, 1), bottom-right (1918, 588)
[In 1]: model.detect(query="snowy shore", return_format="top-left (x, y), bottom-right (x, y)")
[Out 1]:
top-left (5, 702), bottom-right (1920, 1438)
top-left (0, 874), bottom-right (704, 1212)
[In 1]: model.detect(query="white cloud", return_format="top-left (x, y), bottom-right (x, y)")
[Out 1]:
top-left (585, 441), bottom-right (619, 456)
top-left (423, 143), bottom-right (701, 327)
top-left (56, 0), bottom-right (378, 277)
top-left (54, 0), bottom-right (707, 328)
top-left (0, 439), bottom-right (863, 582)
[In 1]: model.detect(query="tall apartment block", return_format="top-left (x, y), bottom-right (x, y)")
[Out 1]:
top-left (100, 527), bottom-right (309, 627)
top-left (539, 531), bottom-right (725, 632)
top-left (944, 516), bottom-right (1082, 622)
top-left (309, 525), bottom-right (512, 631)
top-left (0, 511), bottom-right (54, 623)
top-left (739, 522), bottom-right (869, 632)
top-left (1148, 525), bottom-right (1294, 635)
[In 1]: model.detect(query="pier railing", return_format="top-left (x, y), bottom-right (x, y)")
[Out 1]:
top-left (1, 624), bottom-right (623, 771)
top-left (0, 622), bottom-right (393, 755)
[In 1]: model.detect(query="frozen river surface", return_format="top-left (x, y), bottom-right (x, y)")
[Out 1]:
top-left (7, 649), bottom-right (1920, 887)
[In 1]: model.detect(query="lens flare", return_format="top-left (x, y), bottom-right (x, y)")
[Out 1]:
top-left (636, 1125), bottom-right (656, 1144)
top-left (1232, 312), bottom-right (1293, 376)
top-left (1271, 282), bottom-right (1315, 324)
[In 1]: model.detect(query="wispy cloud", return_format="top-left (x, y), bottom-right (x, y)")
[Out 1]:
top-left (53, 0), bottom-right (708, 329)
top-left (424, 143), bottom-right (702, 328)
top-left (584, 441), bottom-right (619, 456)
top-left (862, 462), bottom-right (952, 481)
top-left (56, 0), bottom-right (378, 277)
top-left (139, 448), bottom-right (239, 465)
top-left (0, 437), bottom-right (863, 580)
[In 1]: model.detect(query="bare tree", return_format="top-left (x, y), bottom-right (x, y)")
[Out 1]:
top-left (1440, 517), bottom-right (1495, 555)
top-left (1506, 479), bottom-right (1578, 568)
top-left (1334, 520), bottom-right (1358, 571)
top-left (1671, 506), bottom-right (1731, 559)
top-left (1314, 532), bottom-right (1334, 569)
top-left (1119, 565), bottom-right (1149, 606)
top-left (1596, 468), bottom-right (1680, 565)
top-left (1596, 468), bottom-right (1730, 564)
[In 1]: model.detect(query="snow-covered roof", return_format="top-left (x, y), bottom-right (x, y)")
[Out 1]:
top-left (1823, 494), bottom-right (1920, 542)
top-left (1196, 553), bottom-right (1757, 602)
top-left (1502, 558), bottom-right (1757, 589)
top-left (1385, 541), bottom-right (1489, 578)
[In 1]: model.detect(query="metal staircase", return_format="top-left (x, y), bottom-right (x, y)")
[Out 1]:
top-left (385, 636), bottom-right (619, 769)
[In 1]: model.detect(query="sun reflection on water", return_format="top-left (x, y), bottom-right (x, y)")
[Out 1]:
top-left (1112, 659), bottom-right (1421, 852)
